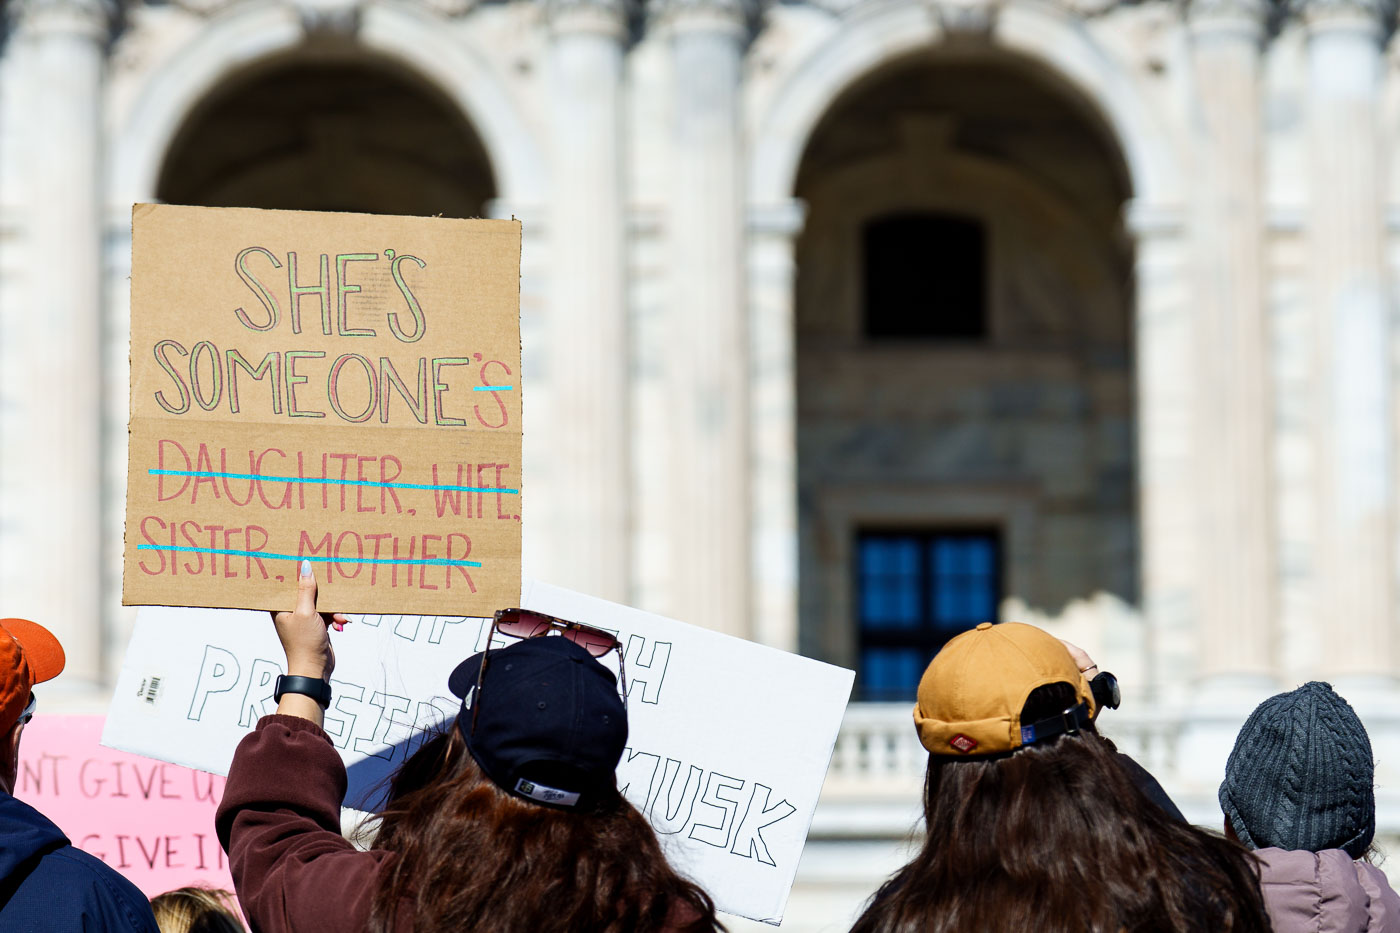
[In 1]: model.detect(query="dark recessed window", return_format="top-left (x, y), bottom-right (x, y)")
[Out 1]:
top-left (856, 528), bottom-right (1001, 702)
top-left (862, 213), bottom-right (987, 339)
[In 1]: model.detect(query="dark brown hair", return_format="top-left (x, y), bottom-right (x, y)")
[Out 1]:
top-left (368, 727), bottom-right (723, 933)
top-left (851, 683), bottom-right (1270, 933)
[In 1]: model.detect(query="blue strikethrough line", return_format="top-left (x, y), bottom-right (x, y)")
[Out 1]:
top-left (474, 385), bottom-right (514, 391)
top-left (148, 469), bottom-right (518, 495)
top-left (135, 545), bottom-right (482, 568)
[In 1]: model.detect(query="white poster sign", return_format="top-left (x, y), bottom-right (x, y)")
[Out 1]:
top-left (103, 581), bottom-right (854, 924)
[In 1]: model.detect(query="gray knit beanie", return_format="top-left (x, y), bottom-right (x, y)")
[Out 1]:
top-left (1218, 681), bottom-right (1375, 858)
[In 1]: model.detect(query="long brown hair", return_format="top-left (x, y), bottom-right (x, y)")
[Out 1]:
top-left (368, 727), bottom-right (723, 933)
top-left (852, 684), bottom-right (1270, 933)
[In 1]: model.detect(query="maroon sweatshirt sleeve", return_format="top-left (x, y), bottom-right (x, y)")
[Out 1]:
top-left (216, 715), bottom-right (395, 933)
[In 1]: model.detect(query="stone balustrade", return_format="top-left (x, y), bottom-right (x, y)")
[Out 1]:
top-left (822, 703), bottom-right (1185, 791)
top-left (815, 702), bottom-right (1400, 844)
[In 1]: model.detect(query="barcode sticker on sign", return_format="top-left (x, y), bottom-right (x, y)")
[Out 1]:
top-left (136, 676), bottom-right (163, 707)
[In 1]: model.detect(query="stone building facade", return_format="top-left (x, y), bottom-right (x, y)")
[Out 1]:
top-left (3, 0), bottom-right (1400, 926)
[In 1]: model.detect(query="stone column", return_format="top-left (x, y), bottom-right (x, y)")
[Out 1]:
top-left (656, 0), bottom-right (749, 636)
top-left (1185, 0), bottom-right (1276, 690)
top-left (101, 208), bottom-right (134, 687)
top-left (0, 0), bottom-right (111, 689)
top-left (488, 201), bottom-right (554, 586)
top-left (542, 0), bottom-right (631, 602)
top-left (748, 200), bottom-right (805, 652)
top-left (1300, 0), bottom-right (1394, 686)
top-left (1128, 203), bottom-right (1197, 709)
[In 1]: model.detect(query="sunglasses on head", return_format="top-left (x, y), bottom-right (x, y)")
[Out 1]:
top-left (471, 609), bottom-right (627, 734)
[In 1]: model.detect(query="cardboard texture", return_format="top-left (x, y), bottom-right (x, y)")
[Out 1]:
top-left (18, 716), bottom-right (234, 898)
top-left (123, 204), bottom-right (522, 615)
top-left (104, 581), bottom-right (856, 924)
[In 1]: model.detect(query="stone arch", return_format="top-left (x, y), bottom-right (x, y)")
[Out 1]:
top-left (757, 40), bottom-right (1147, 694)
top-left (748, 0), bottom-right (1181, 210)
top-left (155, 56), bottom-right (496, 215)
top-left (107, 1), bottom-right (547, 209)
top-left (744, 4), bottom-right (1180, 664)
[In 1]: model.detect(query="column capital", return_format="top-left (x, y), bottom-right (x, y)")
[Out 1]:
top-left (545, 0), bottom-right (630, 37)
top-left (651, 0), bottom-right (753, 34)
top-left (8, 0), bottom-right (115, 37)
top-left (1185, 0), bottom-right (1269, 38)
top-left (1292, 0), bottom-right (1391, 35)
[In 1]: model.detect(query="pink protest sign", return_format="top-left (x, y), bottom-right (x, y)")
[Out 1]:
top-left (15, 715), bottom-right (232, 898)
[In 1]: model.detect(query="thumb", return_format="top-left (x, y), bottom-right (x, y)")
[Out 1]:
top-left (296, 559), bottom-right (318, 615)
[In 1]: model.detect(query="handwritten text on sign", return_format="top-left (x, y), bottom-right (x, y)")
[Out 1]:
top-left (18, 716), bottom-right (232, 898)
top-left (122, 205), bottom-right (523, 614)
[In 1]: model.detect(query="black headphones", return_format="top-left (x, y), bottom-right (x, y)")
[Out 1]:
top-left (1018, 672), bottom-right (1121, 747)
top-left (1090, 671), bottom-right (1121, 714)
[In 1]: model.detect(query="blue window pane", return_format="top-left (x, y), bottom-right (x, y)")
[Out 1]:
top-left (860, 544), bottom-right (877, 575)
top-left (934, 581), bottom-right (974, 626)
top-left (897, 541), bottom-right (919, 574)
top-left (860, 582), bottom-right (880, 620)
top-left (862, 578), bottom-right (918, 628)
top-left (858, 571), bottom-right (877, 614)
top-left (934, 538), bottom-right (991, 576)
top-left (967, 584), bottom-right (995, 620)
top-left (966, 540), bottom-right (993, 575)
top-left (951, 542), bottom-right (967, 574)
top-left (929, 537), bottom-right (997, 627)
top-left (932, 539), bottom-right (958, 574)
top-left (860, 647), bottom-right (925, 702)
top-left (897, 591), bottom-right (919, 625)
top-left (859, 537), bottom-right (921, 629)
top-left (935, 584), bottom-right (957, 622)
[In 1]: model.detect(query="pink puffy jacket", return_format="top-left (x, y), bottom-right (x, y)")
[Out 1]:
top-left (1256, 848), bottom-right (1400, 933)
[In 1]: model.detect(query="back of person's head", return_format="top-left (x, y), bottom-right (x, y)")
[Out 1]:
top-left (1220, 681), bottom-right (1375, 858)
top-left (852, 622), bottom-right (1270, 933)
top-left (369, 635), bottom-right (720, 933)
top-left (449, 634), bottom-right (629, 811)
top-left (149, 886), bottom-right (244, 933)
top-left (911, 621), bottom-right (1101, 757)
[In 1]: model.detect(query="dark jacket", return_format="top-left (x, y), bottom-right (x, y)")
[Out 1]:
top-left (0, 791), bottom-right (159, 932)
top-left (217, 715), bottom-right (703, 933)
top-left (1115, 752), bottom-right (1187, 822)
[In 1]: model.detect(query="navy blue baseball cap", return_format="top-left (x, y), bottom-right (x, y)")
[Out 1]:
top-left (448, 636), bottom-right (628, 810)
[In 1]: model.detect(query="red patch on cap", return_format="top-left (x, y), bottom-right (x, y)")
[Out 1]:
top-left (949, 733), bottom-right (978, 753)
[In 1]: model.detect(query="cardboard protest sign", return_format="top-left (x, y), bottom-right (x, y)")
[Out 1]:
top-left (18, 716), bottom-right (233, 898)
top-left (104, 583), bottom-right (854, 923)
top-left (123, 204), bottom-right (522, 615)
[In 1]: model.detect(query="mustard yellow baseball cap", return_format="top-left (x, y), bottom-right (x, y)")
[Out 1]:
top-left (913, 621), bottom-right (1096, 756)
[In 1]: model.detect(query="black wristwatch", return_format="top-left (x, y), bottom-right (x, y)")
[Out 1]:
top-left (1090, 671), bottom-right (1121, 713)
top-left (274, 674), bottom-right (332, 710)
